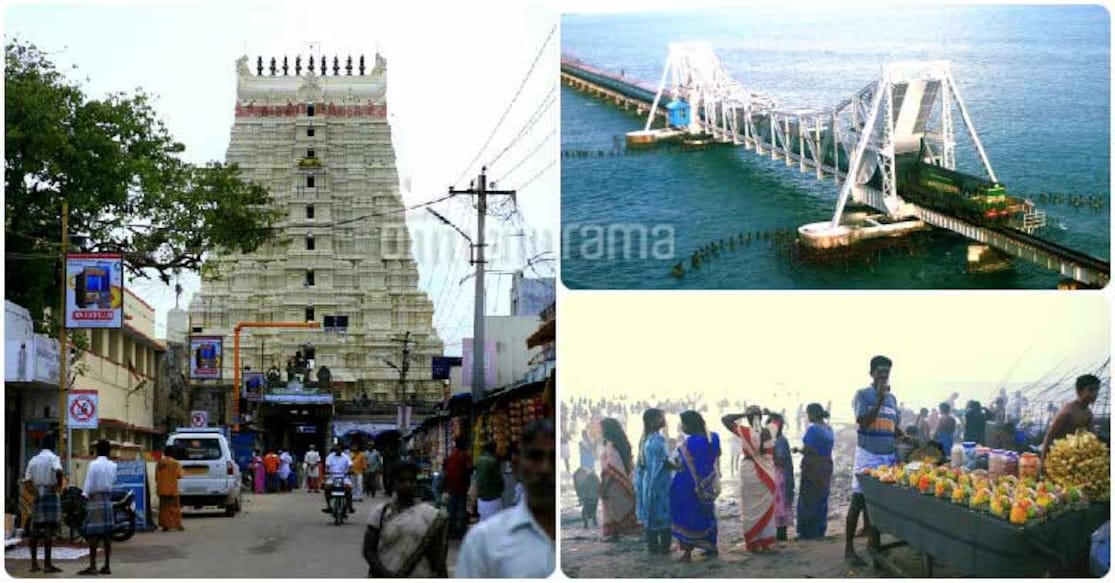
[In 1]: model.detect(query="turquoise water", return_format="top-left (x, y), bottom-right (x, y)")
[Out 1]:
top-left (560, 5), bottom-right (1110, 289)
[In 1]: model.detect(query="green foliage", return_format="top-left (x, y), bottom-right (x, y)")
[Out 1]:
top-left (5, 40), bottom-right (282, 330)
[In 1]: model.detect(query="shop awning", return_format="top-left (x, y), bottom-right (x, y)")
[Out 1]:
top-left (526, 319), bottom-right (555, 348)
top-left (332, 420), bottom-right (396, 438)
top-left (263, 393), bottom-right (333, 405)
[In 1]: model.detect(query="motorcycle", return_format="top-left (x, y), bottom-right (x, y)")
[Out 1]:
top-left (327, 477), bottom-right (348, 526)
top-left (60, 486), bottom-right (137, 543)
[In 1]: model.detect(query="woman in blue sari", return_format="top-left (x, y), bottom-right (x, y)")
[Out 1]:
top-left (636, 408), bottom-right (673, 555)
top-left (671, 410), bottom-right (721, 562)
top-left (795, 403), bottom-right (834, 540)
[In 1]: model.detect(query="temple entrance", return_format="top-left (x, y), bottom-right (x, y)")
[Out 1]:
top-left (261, 403), bottom-right (331, 457)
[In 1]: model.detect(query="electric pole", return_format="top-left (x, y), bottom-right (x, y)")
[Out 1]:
top-left (389, 331), bottom-right (413, 402)
top-left (448, 167), bottom-right (515, 404)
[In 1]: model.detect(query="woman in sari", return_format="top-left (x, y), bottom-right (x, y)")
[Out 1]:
top-left (250, 449), bottom-right (265, 495)
top-left (769, 413), bottom-right (794, 541)
top-left (364, 461), bottom-right (449, 578)
top-left (795, 403), bottom-right (834, 540)
top-left (721, 406), bottom-right (776, 553)
top-left (600, 417), bottom-right (641, 541)
top-left (636, 409), bottom-right (673, 554)
top-left (671, 411), bottom-right (721, 562)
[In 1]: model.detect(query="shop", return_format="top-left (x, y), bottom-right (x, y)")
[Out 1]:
top-left (473, 379), bottom-right (548, 460)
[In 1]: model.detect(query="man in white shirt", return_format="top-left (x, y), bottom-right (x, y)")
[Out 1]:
top-left (456, 419), bottom-right (555, 578)
top-left (322, 445), bottom-right (354, 515)
top-left (80, 439), bottom-right (118, 576)
top-left (278, 450), bottom-right (293, 493)
top-left (304, 445), bottom-right (322, 493)
top-left (24, 436), bottom-right (64, 573)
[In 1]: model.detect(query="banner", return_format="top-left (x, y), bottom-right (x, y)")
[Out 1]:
top-left (65, 254), bottom-right (123, 329)
top-left (113, 459), bottom-right (147, 530)
top-left (188, 336), bottom-right (223, 379)
top-left (243, 372), bottom-right (265, 402)
top-left (67, 389), bottom-right (99, 430)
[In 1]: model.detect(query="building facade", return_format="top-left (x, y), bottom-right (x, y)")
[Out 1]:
top-left (187, 54), bottom-right (444, 440)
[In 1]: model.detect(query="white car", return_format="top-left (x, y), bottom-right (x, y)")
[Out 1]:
top-left (165, 428), bottom-right (243, 516)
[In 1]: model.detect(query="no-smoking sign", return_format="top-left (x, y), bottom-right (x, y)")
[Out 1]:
top-left (67, 390), bottom-right (99, 429)
top-left (190, 410), bottom-right (208, 428)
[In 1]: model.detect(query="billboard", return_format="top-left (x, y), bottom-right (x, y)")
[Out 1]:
top-left (243, 371), bottom-right (265, 402)
top-left (189, 336), bottom-right (223, 379)
top-left (461, 338), bottom-right (497, 390)
top-left (65, 254), bottom-right (123, 328)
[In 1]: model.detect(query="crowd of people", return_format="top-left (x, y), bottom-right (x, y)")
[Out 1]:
top-left (563, 356), bottom-right (1105, 566)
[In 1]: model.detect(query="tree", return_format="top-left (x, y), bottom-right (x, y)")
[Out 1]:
top-left (5, 40), bottom-right (281, 328)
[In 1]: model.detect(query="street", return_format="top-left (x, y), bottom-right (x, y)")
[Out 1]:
top-left (6, 490), bottom-right (460, 578)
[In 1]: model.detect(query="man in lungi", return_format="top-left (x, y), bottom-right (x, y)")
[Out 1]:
top-left (24, 436), bottom-right (64, 573)
top-left (80, 439), bottom-right (118, 576)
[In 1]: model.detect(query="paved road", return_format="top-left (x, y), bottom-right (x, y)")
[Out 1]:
top-left (7, 490), bottom-right (460, 578)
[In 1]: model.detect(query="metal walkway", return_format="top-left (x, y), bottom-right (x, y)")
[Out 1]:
top-left (561, 51), bottom-right (1109, 287)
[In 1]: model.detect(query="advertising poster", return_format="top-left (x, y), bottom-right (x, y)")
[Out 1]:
top-left (64, 254), bottom-right (124, 329)
top-left (189, 336), bottom-right (223, 379)
top-left (243, 371), bottom-right (265, 402)
top-left (113, 459), bottom-right (147, 530)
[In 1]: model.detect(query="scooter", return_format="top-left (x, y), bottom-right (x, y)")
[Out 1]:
top-left (60, 487), bottom-right (137, 542)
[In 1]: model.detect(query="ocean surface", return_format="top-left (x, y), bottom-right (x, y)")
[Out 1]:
top-left (560, 5), bottom-right (1110, 289)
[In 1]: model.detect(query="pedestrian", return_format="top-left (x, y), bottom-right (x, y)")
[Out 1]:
top-left (560, 435), bottom-right (571, 476)
top-left (79, 439), bottom-right (118, 576)
top-left (304, 445), bottom-right (321, 493)
top-left (1008, 390), bottom-right (1027, 425)
top-left (278, 450), bottom-right (293, 492)
top-left (600, 417), bottom-right (642, 541)
top-left (933, 402), bottom-right (957, 458)
top-left (351, 445), bottom-right (367, 502)
top-left (914, 408), bottom-right (930, 444)
top-left (455, 419), bottom-right (556, 578)
top-left (502, 443), bottom-right (523, 509)
top-left (727, 428), bottom-right (741, 478)
top-left (963, 400), bottom-right (990, 445)
top-left (156, 444), bottom-right (185, 531)
top-left (250, 449), bottom-right (265, 494)
top-left (367, 446), bottom-right (383, 498)
top-left (363, 461), bottom-right (449, 578)
top-left (578, 430), bottom-right (596, 472)
top-left (796, 403), bottom-right (804, 435)
top-left (846, 355), bottom-right (906, 566)
top-left (475, 442), bottom-right (503, 522)
top-left (795, 403), bottom-right (834, 540)
top-left (1042, 374), bottom-right (1101, 456)
top-left (670, 410), bottom-right (720, 562)
top-left (263, 450), bottom-right (280, 493)
top-left (723, 406), bottom-right (776, 553)
top-left (24, 435), bottom-right (64, 574)
top-left (636, 408), bottom-right (672, 555)
top-left (993, 388), bottom-right (1009, 424)
top-left (769, 413), bottom-right (794, 542)
top-left (443, 437), bottom-right (471, 540)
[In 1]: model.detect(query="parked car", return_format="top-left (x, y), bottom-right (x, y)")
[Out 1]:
top-left (165, 428), bottom-right (242, 516)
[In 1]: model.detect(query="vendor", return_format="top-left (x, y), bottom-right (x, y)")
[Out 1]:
top-left (1041, 375), bottom-right (1100, 457)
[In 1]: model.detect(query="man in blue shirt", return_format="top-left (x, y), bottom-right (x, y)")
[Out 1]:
top-left (846, 355), bottom-right (909, 566)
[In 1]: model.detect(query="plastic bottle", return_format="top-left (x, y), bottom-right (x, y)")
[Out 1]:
top-left (951, 443), bottom-right (965, 468)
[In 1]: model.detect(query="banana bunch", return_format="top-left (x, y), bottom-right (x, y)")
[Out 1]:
top-left (1044, 430), bottom-right (1110, 501)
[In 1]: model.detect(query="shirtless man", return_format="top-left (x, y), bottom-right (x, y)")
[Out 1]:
top-left (1041, 374), bottom-right (1101, 457)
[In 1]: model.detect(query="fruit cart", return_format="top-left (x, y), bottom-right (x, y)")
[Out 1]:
top-left (860, 474), bottom-right (1108, 577)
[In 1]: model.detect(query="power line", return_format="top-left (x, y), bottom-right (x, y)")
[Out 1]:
top-left (493, 125), bottom-right (557, 184)
top-left (487, 86), bottom-right (558, 169)
top-left (450, 23), bottom-right (557, 188)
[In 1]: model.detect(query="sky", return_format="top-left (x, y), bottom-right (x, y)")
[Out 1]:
top-left (4, 0), bottom-right (559, 353)
top-left (561, 292), bottom-right (1110, 421)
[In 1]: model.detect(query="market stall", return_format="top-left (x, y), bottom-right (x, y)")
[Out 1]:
top-left (860, 430), bottom-right (1110, 577)
top-left (474, 380), bottom-right (547, 460)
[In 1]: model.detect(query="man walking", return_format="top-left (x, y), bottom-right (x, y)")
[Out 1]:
top-left (24, 436), bottom-right (64, 574)
top-left (304, 445), bottom-right (321, 493)
top-left (366, 446), bottom-right (383, 498)
top-left (263, 450), bottom-right (280, 493)
top-left (846, 356), bottom-right (906, 566)
top-left (456, 420), bottom-right (556, 578)
top-left (475, 442), bottom-right (504, 522)
top-left (156, 444), bottom-right (185, 531)
top-left (351, 445), bottom-right (367, 502)
top-left (444, 437), bottom-right (472, 540)
top-left (80, 439), bottom-right (118, 576)
top-left (278, 450), bottom-right (293, 493)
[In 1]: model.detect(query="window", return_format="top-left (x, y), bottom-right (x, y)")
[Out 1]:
top-left (305, 307), bottom-right (315, 322)
top-left (306, 149), bottom-right (315, 159)
top-left (306, 235), bottom-right (315, 251)
top-left (323, 315), bottom-right (349, 331)
top-left (306, 176), bottom-right (315, 188)
top-left (307, 103), bottom-right (315, 117)
top-left (307, 128), bottom-right (315, 137)
top-left (171, 438), bottom-right (222, 461)
top-left (305, 270), bottom-right (315, 287)
top-left (306, 205), bottom-right (315, 219)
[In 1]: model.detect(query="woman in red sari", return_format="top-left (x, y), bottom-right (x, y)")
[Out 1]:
top-left (722, 406), bottom-right (776, 553)
top-left (599, 417), bottom-right (641, 541)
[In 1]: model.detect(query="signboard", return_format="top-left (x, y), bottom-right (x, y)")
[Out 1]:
top-left (295, 425), bottom-right (318, 434)
top-left (188, 336), bottom-right (223, 379)
top-left (67, 390), bottom-right (99, 429)
top-left (64, 254), bottom-right (124, 328)
top-left (431, 356), bottom-right (461, 380)
top-left (112, 460), bottom-right (147, 530)
top-left (243, 372), bottom-right (265, 402)
top-left (190, 410), bottom-right (209, 428)
top-left (461, 338), bottom-right (497, 390)
top-left (5, 334), bottom-right (60, 385)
